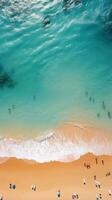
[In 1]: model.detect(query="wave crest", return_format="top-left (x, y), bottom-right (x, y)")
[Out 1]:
top-left (0, 123), bottom-right (112, 163)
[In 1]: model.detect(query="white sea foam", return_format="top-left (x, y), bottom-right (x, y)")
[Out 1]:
top-left (0, 125), bottom-right (112, 163)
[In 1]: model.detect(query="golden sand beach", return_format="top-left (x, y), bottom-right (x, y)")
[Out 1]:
top-left (0, 153), bottom-right (112, 200)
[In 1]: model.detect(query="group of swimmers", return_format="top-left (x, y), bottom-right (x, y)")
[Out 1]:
top-left (8, 104), bottom-right (15, 114)
top-left (85, 91), bottom-right (112, 120)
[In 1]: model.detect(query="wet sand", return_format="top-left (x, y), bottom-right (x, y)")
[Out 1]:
top-left (0, 154), bottom-right (112, 200)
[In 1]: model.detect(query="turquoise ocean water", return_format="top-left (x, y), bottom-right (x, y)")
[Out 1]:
top-left (0, 0), bottom-right (112, 138)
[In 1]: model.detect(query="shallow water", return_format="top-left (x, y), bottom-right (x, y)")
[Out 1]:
top-left (0, 0), bottom-right (112, 138)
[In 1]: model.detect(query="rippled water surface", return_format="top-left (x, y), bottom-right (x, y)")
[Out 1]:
top-left (0, 0), bottom-right (112, 137)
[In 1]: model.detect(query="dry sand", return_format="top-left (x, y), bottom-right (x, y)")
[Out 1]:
top-left (0, 154), bottom-right (112, 200)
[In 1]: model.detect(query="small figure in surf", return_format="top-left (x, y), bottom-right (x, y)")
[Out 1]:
top-left (12, 104), bottom-right (15, 110)
top-left (89, 96), bottom-right (92, 102)
top-left (107, 111), bottom-right (111, 119)
top-left (85, 91), bottom-right (88, 97)
top-left (43, 16), bottom-right (51, 28)
top-left (97, 113), bottom-right (100, 118)
top-left (8, 108), bottom-right (11, 114)
top-left (33, 95), bottom-right (36, 101)
top-left (102, 101), bottom-right (106, 110)
top-left (92, 97), bottom-right (95, 103)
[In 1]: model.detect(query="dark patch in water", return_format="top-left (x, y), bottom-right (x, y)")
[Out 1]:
top-left (102, 101), bottom-right (106, 110)
top-left (107, 111), bottom-right (112, 120)
top-left (43, 16), bottom-right (51, 28)
top-left (0, 65), bottom-right (16, 89)
top-left (8, 108), bottom-right (11, 114)
top-left (97, 113), bottom-right (100, 118)
top-left (99, 4), bottom-right (112, 40)
top-left (0, 64), bottom-right (4, 73)
top-left (12, 104), bottom-right (15, 110)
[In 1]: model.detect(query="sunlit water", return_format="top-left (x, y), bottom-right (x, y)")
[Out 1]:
top-left (0, 0), bottom-right (112, 138)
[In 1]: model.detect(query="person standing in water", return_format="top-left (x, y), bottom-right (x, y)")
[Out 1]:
top-left (12, 104), bottom-right (15, 109)
top-left (8, 108), bottom-right (11, 114)
top-left (107, 111), bottom-right (111, 119)
top-left (102, 101), bottom-right (106, 110)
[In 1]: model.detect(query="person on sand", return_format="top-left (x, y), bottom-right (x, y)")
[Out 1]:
top-left (99, 193), bottom-right (102, 199)
top-left (9, 183), bottom-right (16, 189)
top-left (57, 190), bottom-right (61, 198)
top-left (72, 193), bottom-right (79, 199)
top-left (94, 175), bottom-right (96, 180)
top-left (12, 184), bottom-right (16, 190)
top-left (86, 164), bottom-right (90, 169)
top-left (108, 189), bottom-right (112, 196)
top-left (95, 181), bottom-right (101, 189)
top-left (96, 194), bottom-right (102, 200)
top-left (83, 178), bottom-right (86, 185)
top-left (101, 159), bottom-right (104, 165)
top-left (31, 185), bottom-right (36, 191)
top-left (95, 157), bottom-right (98, 164)
top-left (96, 195), bottom-right (99, 200)
top-left (0, 195), bottom-right (3, 200)
top-left (106, 172), bottom-right (111, 176)
top-left (84, 162), bottom-right (86, 167)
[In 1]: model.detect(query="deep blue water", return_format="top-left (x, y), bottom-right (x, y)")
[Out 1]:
top-left (0, 0), bottom-right (112, 136)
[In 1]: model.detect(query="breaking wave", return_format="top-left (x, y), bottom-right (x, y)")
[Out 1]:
top-left (0, 123), bottom-right (112, 163)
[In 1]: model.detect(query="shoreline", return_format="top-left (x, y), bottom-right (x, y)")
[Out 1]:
top-left (0, 122), bottom-right (112, 163)
top-left (0, 152), bottom-right (112, 165)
